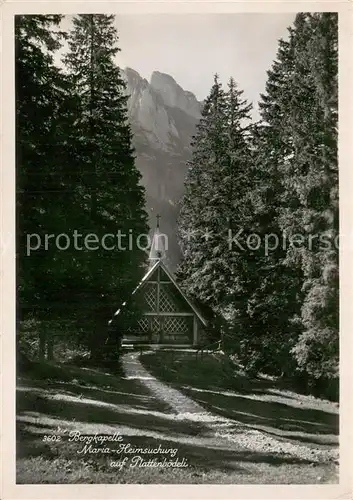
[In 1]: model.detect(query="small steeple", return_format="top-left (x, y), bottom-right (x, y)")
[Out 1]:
top-left (148, 214), bottom-right (166, 269)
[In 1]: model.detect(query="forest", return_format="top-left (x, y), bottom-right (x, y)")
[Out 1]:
top-left (17, 13), bottom-right (338, 401)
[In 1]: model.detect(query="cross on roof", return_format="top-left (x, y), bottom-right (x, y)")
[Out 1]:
top-left (156, 214), bottom-right (161, 229)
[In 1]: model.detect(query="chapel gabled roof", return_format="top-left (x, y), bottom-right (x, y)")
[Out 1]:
top-left (109, 259), bottom-right (207, 327)
top-left (109, 216), bottom-right (207, 327)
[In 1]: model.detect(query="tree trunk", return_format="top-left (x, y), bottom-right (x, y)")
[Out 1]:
top-left (47, 337), bottom-right (54, 361)
top-left (39, 329), bottom-right (46, 360)
top-left (89, 316), bottom-right (108, 363)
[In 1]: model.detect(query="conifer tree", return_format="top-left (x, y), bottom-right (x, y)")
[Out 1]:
top-left (178, 75), bottom-right (228, 309)
top-left (177, 76), bottom-right (253, 344)
top-left (252, 13), bottom-right (338, 387)
top-left (179, 13), bottom-right (338, 392)
top-left (285, 13), bottom-right (338, 383)
top-left (241, 31), bottom-right (305, 375)
top-left (63, 14), bottom-right (149, 360)
top-left (16, 15), bottom-right (70, 357)
top-left (243, 124), bottom-right (304, 375)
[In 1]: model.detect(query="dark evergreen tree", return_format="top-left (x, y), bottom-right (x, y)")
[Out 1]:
top-left (16, 15), bottom-right (71, 358)
top-left (243, 124), bottom-right (304, 376)
top-left (240, 31), bottom-right (305, 376)
top-left (17, 15), bottom-right (149, 362)
top-left (250, 13), bottom-right (338, 388)
top-left (177, 76), bottom-right (253, 346)
top-left (178, 13), bottom-right (338, 393)
top-left (63, 14), bottom-right (149, 361)
top-left (284, 13), bottom-right (338, 384)
top-left (177, 75), bottom-right (228, 309)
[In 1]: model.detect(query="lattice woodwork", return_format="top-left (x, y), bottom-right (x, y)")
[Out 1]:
top-left (159, 286), bottom-right (178, 312)
top-left (124, 316), bottom-right (150, 334)
top-left (163, 316), bottom-right (189, 334)
top-left (138, 317), bottom-right (150, 332)
top-left (151, 317), bottom-right (161, 331)
top-left (144, 284), bottom-right (157, 311)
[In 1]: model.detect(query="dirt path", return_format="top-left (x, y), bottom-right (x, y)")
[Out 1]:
top-left (122, 351), bottom-right (210, 415)
top-left (122, 351), bottom-right (339, 465)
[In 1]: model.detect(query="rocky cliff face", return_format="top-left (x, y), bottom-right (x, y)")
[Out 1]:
top-left (122, 68), bottom-right (202, 270)
top-left (149, 71), bottom-right (201, 120)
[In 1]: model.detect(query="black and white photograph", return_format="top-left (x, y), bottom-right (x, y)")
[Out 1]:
top-left (3, 4), bottom-right (345, 491)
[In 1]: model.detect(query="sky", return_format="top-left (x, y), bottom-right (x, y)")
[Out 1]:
top-left (62, 13), bottom-right (296, 119)
top-left (113, 13), bottom-right (296, 117)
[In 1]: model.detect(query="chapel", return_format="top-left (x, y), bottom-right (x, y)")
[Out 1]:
top-left (110, 217), bottom-right (207, 346)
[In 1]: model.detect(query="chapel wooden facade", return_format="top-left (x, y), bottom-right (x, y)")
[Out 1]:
top-left (110, 220), bottom-right (207, 346)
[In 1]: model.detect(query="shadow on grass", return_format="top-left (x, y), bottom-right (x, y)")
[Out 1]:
top-left (184, 389), bottom-right (337, 435)
top-left (18, 357), bottom-right (176, 414)
top-left (15, 356), bottom-right (339, 485)
top-left (140, 352), bottom-right (339, 443)
top-left (260, 428), bottom-right (338, 447)
top-left (140, 352), bottom-right (280, 393)
top-left (19, 360), bottom-right (130, 390)
top-left (19, 378), bottom-right (169, 413)
top-left (17, 387), bottom-right (208, 440)
top-left (16, 359), bottom-right (339, 484)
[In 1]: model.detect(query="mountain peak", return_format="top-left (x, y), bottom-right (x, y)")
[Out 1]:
top-left (150, 70), bottom-right (178, 85)
top-left (150, 71), bottom-right (200, 120)
top-left (123, 67), bottom-right (148, 87)
top-left (124, 67), bottom-right (141, 77)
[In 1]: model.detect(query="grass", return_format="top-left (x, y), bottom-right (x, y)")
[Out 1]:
top-left (16, 356), bottom-right (339, 484)
top-left (140, 351), bottom-right (339, 450)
